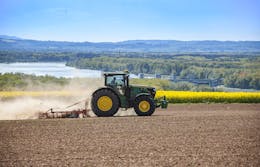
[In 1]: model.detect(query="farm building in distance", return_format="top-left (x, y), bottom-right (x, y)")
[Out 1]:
top-left (137, 73), bottom-right (224, 87)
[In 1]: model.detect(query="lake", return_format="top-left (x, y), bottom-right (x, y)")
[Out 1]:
top-left (0, 62), bottom-right (102, 78)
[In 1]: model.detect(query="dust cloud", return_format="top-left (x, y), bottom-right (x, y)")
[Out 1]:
top-left (0, 98), bottom-right (74, 120)
top-left (0, 77), bottom-right (136, 120)
top-left (0, 78), bottom-right (102, 120)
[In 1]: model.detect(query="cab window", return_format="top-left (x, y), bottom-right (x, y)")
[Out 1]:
top-left (106, 75), bottom-right (125, 86)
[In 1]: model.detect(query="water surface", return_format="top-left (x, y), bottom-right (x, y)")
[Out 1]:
top-left (0, 62), bottom-right (102, 78)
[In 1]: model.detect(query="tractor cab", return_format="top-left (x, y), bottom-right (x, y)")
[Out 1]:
top-left (104, 72), bottom-right (129, 88)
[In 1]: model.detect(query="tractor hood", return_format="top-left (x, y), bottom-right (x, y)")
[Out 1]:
top-left (130, 85), bottom-right (155, 90)
top-left (130, 85), bottom-right (156, 97)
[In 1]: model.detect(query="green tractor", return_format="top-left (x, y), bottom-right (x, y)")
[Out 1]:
top-left (91, 71), bottom-right (168, 117)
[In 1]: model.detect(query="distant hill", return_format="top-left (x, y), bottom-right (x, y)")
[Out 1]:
top-left (0, 35), bottom-right (22, 40)
top-left (0, 35), bottom-right (260, 53)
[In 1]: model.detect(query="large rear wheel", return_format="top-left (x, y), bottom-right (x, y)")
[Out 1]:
top-left (134, 95), bottom-right (155, 116)
top-left (91, 89), bottom-right (119, 117)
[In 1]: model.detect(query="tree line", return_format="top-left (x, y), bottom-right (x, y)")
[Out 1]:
top-left (1, 51), bottom-right (260, 90)
top-left (67, 56), bottom-right (260, 90)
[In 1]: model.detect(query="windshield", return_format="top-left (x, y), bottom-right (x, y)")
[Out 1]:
top-left (106, 75), bottom-right (125, 86)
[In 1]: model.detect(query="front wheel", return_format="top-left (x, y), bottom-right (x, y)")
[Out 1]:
top-left (134, 96), bottom-right (155, 116)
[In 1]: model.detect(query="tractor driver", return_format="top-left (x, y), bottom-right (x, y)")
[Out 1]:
top-left (111, 77), bottom-right (117, 86)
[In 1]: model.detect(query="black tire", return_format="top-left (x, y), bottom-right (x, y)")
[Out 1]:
top-left (134, 95), bottom-right (155, 116)
top-left (91, 89), bottom-right (119, 117)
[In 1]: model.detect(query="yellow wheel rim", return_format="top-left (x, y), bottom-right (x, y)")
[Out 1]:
top-left (139, 100), bottom-right (150, 112)
top-left (97, 96), bottom-right (113, 112)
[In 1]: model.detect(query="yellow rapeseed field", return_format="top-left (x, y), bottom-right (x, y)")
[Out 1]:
top-left (0, 91), bottom-right (72, 98)
top-left (1, 91), bottom-right (260, 103)
top-left (156, 91), bottom-right (260, 103)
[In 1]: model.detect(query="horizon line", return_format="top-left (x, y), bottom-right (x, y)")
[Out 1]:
top-left (1, 34), bottom-right (260, 43)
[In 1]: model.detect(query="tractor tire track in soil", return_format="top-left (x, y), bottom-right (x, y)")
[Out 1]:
top-left (0, 104), bottom-right (260, 166)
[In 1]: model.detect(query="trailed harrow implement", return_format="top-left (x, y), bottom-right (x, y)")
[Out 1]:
top-left (39, 100), bottom-right (90, 119)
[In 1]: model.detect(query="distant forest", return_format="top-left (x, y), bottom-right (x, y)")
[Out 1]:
top-left (0, 37), bottom-right (260, 90)
top-left (1, 50), bottom-right (260, 90)
top-left (1, 37), bottom-right (260, 52)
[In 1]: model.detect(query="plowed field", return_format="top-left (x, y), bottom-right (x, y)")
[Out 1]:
top-left (0, 104), bottom-right (260, 166)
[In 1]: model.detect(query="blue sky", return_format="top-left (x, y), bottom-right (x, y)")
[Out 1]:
top-left (0, 0), bottom-right (259, 42)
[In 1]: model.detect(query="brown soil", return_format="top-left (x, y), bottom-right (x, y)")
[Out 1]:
top-left (0, 104), bottom-right (260, 166)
